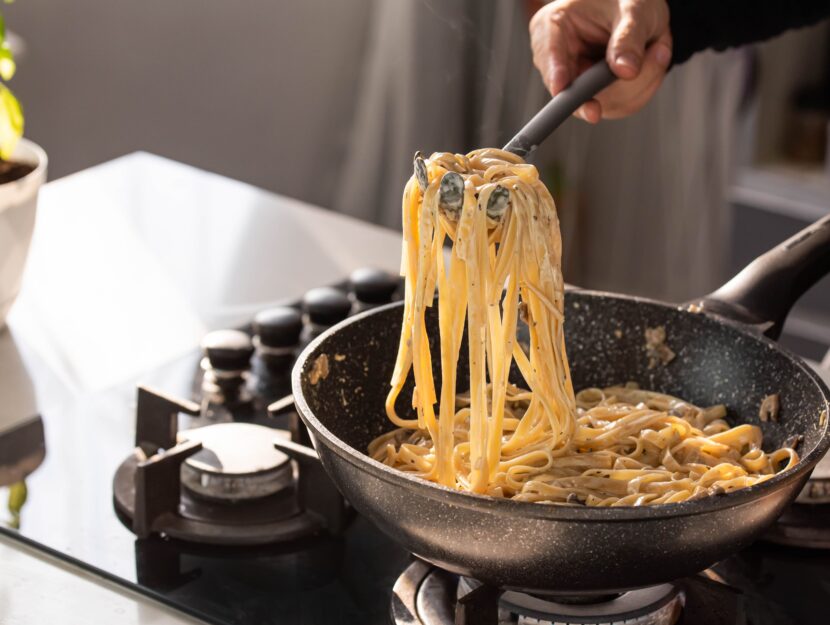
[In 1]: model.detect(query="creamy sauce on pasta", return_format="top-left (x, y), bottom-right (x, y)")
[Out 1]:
top-left (368, 149), bottom-right (798, 505)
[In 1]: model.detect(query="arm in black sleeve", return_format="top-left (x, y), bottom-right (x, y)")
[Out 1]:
top-left (667, 0), bottom-right (830, 65)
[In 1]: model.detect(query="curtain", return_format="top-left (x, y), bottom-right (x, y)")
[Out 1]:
top-left (335, 0), bottom-right (747, 302)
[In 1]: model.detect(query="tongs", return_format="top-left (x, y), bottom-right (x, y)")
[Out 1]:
top-left (414, 60), bottom-right (616, 220)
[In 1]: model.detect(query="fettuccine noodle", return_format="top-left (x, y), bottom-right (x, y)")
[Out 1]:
top-left (368, 148), bottom-right (798, 506)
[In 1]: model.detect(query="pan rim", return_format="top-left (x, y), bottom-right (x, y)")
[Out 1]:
top-left (292, 291), bottom-right (830, 522)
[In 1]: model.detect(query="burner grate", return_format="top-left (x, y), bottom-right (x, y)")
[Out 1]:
top-left (393, 560), bottom-right (755, 625)
top-left (112, 386), bottom-right (347, 545)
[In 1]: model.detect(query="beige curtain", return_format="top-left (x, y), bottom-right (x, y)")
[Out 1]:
top-left (336, 0), bottom-right (747, 302)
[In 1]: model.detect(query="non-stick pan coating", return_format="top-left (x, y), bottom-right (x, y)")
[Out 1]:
top-left (293, 292), bottom-right (830, 593)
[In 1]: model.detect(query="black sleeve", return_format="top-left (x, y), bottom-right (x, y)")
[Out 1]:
top-left (667, 0), bottom-right (830, 65)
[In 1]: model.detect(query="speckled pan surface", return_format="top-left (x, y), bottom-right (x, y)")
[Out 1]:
top-left (292, 292), bottom-right (830, 593)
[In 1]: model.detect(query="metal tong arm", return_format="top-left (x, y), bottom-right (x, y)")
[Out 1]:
top-left (503, 60), bottom-right (616, 159)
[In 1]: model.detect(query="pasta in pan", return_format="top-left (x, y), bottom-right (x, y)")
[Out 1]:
top-left (368, 148), bottom-right (798, 506)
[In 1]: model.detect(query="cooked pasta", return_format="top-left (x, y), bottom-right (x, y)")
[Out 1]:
top-left (369, 148), bottom-right (798, 506)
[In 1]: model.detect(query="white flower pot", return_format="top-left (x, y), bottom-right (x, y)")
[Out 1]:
top-left (0, 139), bottom-right (47, 328)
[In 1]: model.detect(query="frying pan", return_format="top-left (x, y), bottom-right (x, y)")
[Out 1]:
top-left (290, 215), bottom-right (830, 594)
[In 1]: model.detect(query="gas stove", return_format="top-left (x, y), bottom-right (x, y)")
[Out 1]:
top-left (2, 151), bottom-right (830, 625)
top-left (1, 268), bottom-right (410, 623)
top-left (2, 270), bottom-right (829, 624)
top-left (1, 266), bottom-right (830, 624)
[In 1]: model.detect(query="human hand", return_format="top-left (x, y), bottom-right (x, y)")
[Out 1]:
top-left (529, 0), bottom-right (672, 122)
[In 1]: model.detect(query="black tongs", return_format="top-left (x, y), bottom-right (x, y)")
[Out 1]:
top-left (415, 60), bottom-right (616, 218)
top-left (503, 60), bottom-right (616, 158)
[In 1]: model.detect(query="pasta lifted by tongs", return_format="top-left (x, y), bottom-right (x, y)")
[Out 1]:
top-left (385, 148), bottom-right (575, 493)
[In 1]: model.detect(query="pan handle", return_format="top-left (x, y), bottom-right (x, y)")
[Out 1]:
top-left (696, 214), bottom-right (830, 339)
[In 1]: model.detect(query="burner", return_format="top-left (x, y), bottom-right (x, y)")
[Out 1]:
top-left (497, 582), bottom-right (681, 625)
top-left (179, 422), bottom-right (294, 502)
top-left (393, 561), bottom-right (686, 625)
top-left (113, 386), bottom-right (348, 545)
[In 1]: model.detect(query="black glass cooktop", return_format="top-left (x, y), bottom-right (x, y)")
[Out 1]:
top-left (0, 339), bottom-right (414, 625)
top-left (2, 331), bottom-right (830, 625)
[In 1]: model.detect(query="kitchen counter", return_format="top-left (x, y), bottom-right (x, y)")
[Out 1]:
top-left (0, 152), bottom-right (403, 623)
top-left (0, 533), bottom-right (205, 625)
top-left (6, 151), bottom-right (401, 394)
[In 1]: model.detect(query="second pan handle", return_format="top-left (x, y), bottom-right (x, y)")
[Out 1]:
top-left (696, 214), bottom-right (830, 339)
top-left (503, 60), bottom-right (616, 159)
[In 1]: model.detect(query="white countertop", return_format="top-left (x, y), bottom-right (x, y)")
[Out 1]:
top-left (0, 152), bottom-right (403, 623)
top-left (0, 533), bottom-right (205, 625)
top-left (6, 151), bottom-right (401, 396)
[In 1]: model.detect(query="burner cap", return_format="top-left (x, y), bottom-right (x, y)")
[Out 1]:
top-left (179, 423), bottom-right (293, 502)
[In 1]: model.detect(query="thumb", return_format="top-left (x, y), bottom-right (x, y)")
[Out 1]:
top-left (606, 10), bottom-right (651, 79)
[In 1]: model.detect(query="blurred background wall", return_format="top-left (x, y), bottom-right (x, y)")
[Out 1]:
top-left (4, 0), bottom-right (374, 209)
top-left (5, 0), bottom-right (830, 357)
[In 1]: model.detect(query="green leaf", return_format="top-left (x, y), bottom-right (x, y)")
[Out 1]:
top-left (0, 83), bottom-right (23, 159)
top-left (0, 42), bottom-right (15, 81)
top-left (8, 480), bottom-right (27, 516)
top-left (0, 13), bottom-right (5, 44)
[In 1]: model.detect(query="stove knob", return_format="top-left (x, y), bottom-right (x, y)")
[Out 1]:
top-left (253, 307), bottom-right (302, 374)
top-left (254, 307), bottom-right (303, 349)
top-left (303, 287), bottom-right (352, 328)
top-left (201, 330), bottom-right (254, 372)
top-left (349, 268), bottom-right (399, 306)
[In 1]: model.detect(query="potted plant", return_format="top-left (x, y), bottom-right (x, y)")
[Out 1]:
top-left (0, 8), bottom-right (46, 328)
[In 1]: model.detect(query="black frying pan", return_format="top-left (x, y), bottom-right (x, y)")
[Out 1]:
top-left (291, 216), bottom-right (830, 595)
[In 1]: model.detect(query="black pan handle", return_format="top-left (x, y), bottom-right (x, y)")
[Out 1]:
top-left (503, 60), bottom-right (616, 159)
top-left (696, 214), bottom-right (830, 339)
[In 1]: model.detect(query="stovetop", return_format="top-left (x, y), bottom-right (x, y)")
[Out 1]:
top-left (3, 310), bottom-right (830, 625)
top-left (2, 250), bottom-right (830, 625)
top-left (0, 330), bottom-right (414, 625)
